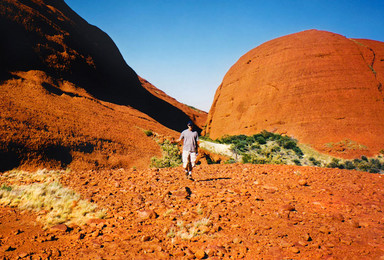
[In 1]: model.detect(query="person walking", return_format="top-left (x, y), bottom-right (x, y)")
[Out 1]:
top-left (177, 121), bottom-right (199, 180)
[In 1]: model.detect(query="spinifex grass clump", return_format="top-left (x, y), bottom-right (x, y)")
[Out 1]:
top-left (151, 139), bottom-right (182, 168)
top-left (0, 169), bottom-right (106, 227)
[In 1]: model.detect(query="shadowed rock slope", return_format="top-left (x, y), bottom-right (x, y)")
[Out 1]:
top-left (205, 30), bottom-right (384, 158)
top-left (0, 0), bottom-right (205, 132)
top-left (0, 0), bottom-right (205, 171)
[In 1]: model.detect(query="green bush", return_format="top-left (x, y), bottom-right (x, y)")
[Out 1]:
top-left (224, 158), bottom-right (237, 164)
top-left (344, 161), bottom-right (356, 170)
top-left (151, 140), bottom-right (182, 168)
top-left (0, 184), bottom-right (12, 191)
top-left (293, 159), bottom-right (301, 166)
top-left (327, 158), bottom-right (344, 169)
top-left (143, 130), bottom-right (153, 137)
top-left (254, 135), bottom-right (267, 145)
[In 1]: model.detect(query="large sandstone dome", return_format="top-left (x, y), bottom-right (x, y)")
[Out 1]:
top-left (205, 30), bottom-right (384, 158)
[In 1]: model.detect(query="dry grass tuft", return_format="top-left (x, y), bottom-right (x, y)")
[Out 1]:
top-left (0, 169), bottom-right (106, 227)
top-left (167, 217), bottom-right (212, 240)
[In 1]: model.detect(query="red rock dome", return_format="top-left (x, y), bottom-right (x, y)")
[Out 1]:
top-left (205, 30), bottom-right (384, 158)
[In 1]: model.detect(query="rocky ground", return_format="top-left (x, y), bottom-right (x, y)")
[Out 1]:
top-left (1, 163), bottom-right (384, 259)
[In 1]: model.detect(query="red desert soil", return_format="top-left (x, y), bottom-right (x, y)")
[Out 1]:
top-left (205, 30), bottom-right (384, 159)
top-left (1, 164), bottom-right (384, 259)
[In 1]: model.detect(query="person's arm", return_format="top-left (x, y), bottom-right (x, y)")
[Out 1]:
top-left (196, 133), bottom-right (199, 154)
top-left (176, 132), bottom-right (183, 142)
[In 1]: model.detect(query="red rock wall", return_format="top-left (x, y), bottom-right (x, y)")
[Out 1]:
top-left (0, 0), bottom-right (198, 133)
top-left (206, 30), bottom-right (384, 158)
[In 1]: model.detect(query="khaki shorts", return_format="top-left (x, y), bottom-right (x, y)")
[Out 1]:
top-left (182, 150), bottom-right (197, 169)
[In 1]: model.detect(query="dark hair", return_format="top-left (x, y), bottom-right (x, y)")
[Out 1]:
top-left (187, 121), bottom-right (193, 126)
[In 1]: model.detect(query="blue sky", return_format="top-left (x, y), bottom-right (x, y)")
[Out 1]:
top-left (65, 0), bottom-right (384, 112)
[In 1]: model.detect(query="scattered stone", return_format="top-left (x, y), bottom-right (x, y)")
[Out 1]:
top-left (280, 204), bottom-right (295, 212)
top-left (138, 210), bottom-right (158, 220)
top-left (331, 213), bottom-right (345, 222)
top-left (233, 237), bottom-right (242, 244)
top-left (18, 251), bottom-right (30, 258)
top-left (349, 220), bottom-right (360, 228)
top-left (173, 250), bottom-right (185, 257)
top-left (87, 218), bottom-right (106, 225)
top-left (280, 240), bottom-right (292, 248)
top-left (319, 226), bottom-right (330, 234)
top-left (298, 179), bottom-right (308, 186)
top-left (5, 246), bottom-right (16, 251)
top-left (51, 224), bottom-right (69, 232)
top-left (14, 229), bottom-right (23, 235)
top-left (262, 185), bottom-right (279, 193)
top-left (199, 225), bottom-right (210, 234)
top-left (290, 247), bottom-right (300, 254)
top-left (195, 249), bottom-right (206, 259)
top-left (303, 233), bottom-right (312, 241)
top-left (141, 235), bottom-right (151, 242)
top-left (155, 252), bottom-right (170, 259)
top-left (172, 190), bottom-right (189, 198)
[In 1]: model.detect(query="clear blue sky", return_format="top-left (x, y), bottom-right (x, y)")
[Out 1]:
top-left (65, 0), bottom-right (384, 112)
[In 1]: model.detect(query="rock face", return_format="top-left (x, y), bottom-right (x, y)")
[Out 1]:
top-left (0, 0), bottom-right (204, 132)
top-left (205, 30), bottom-right (384, 158)
top-left (0, 0), bottom-right (205, 170)
top-left (139, 77), bottom-right (207, 132)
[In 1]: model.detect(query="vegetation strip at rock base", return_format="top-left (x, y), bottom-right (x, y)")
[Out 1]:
top-left (201, 130), bottom-right (384, 173)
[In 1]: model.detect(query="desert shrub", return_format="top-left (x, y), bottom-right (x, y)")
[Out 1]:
top-left (293, 159), bottom-right (301, 166)
top-left (327, 158), bottom-right (343, 169)
top-left (369, 168), bottom-right (380, 173)
top-left (230, 141), bottom-right (248, 154)
top-left (355, 160), bottom-right (370, 171)
top-left (292, 146), bottom-right (304, 157)
top-left (254, 135), bottom-right (267, 145)
top-left (344, 161), bottom-right (356, 170)
top-left (260, 130), bottom-right (278, 140)
top-left (219, 134), bottom-right (248, 144)
top-left (309, 157), bottom-right (322, 166)
top-left (241, 154), bottom-right (253, 164)
top-left (0, 184), bottom-right (12, 191)
top-left (151, 140), bottom-right (182, 168)
top-left (270, 145), bottom-right (281, 153)
top-left (143, 129), bottom-right (153, 137)
top-left (224, 158), bottom-right (237, 164)
top-left (369, 159), bottom-right (382, 169)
